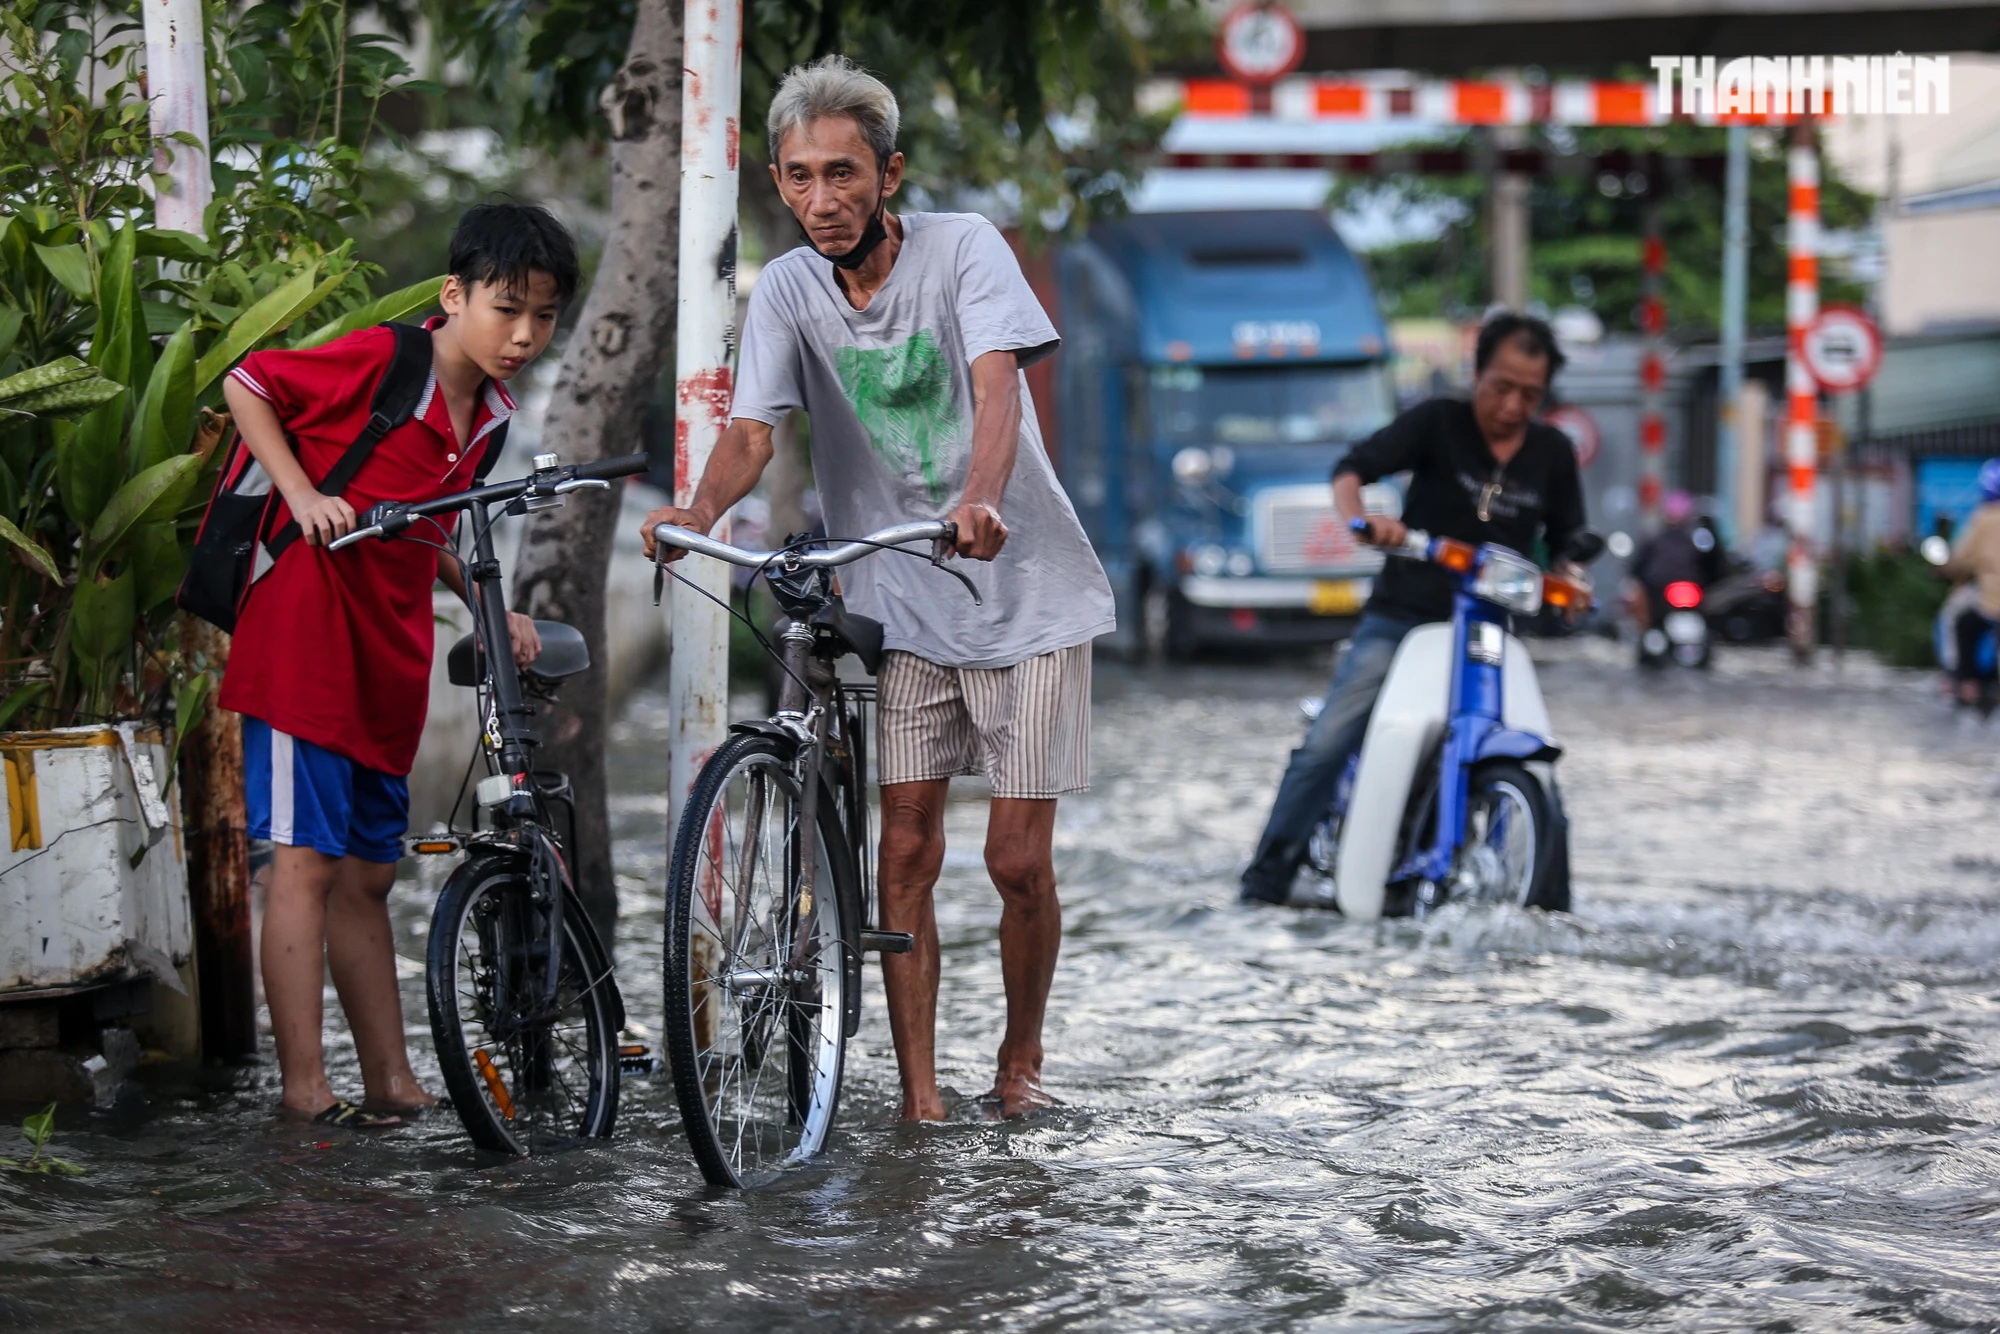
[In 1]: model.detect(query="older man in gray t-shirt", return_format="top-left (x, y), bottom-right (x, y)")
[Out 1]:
top-left (640, 55), bottom-right (1112, 1121)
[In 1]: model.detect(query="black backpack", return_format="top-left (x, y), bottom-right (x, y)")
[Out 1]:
top-left (177, 323), bottom-right (506, 632)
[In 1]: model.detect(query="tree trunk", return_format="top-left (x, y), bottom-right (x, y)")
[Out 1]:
top-left (178, 617), bottom-right (257, 1062)
top-left (511, 0), bottom-right (683, 945)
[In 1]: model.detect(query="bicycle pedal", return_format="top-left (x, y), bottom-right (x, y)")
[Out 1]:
top-left (617, 1043), bottom-right (663, 1076)
top-left (859, 930), bottom-right (915, 954)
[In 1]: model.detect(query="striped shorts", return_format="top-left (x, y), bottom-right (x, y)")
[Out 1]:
top-left (876, 644), bottom-right (1092, 799)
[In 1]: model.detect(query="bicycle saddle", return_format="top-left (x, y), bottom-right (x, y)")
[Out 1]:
top-left (447, 619), bottom-right (591, 687)
top-left (811, 598), bottom-right (884, 675)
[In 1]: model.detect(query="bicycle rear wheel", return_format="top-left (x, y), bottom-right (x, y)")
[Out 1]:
top-left (664, 733), bottom-right (855, 1187)
top-left (428, 854), bottom-right (620, 1154)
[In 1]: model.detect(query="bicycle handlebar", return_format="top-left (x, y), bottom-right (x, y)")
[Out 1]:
top-left (329, 452), bottom-right (650, 550)
top-left (650, 519), bottom-right (954, 569)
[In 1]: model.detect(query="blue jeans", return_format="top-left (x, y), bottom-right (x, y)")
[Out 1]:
top-left (1241, 610), bottom-right (1424, 900)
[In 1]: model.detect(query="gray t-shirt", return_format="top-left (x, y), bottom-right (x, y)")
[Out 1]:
top-left (731, 211), bottom-right (1115, 669)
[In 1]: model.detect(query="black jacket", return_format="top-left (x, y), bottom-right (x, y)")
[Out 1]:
top-left (1334, 397), bottom-right (1588, 621)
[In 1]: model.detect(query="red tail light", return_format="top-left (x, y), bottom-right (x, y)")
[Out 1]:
top-left (1664, 580), bottom-right (1703, 609)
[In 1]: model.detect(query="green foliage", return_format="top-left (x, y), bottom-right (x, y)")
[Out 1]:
top-left (1840, 546), bottom-right (1948, 668)
top-left (2, 1103), bottom-right (85, 1175)
top-left (1339, 123), bottom-right (1876, 334)
top-left (451, 0), bottom-right (1207, 242)
top-left (0, 1), bottom-right (443, 727)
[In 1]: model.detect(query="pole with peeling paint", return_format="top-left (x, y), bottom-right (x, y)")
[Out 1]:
top-left (142, 0), bottom-right (212, 235)
top-left (668, 0), bottom-right (742, 832)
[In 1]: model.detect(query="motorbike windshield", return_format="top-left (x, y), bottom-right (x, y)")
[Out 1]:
top-left (1150, 364), bottom-right (1395, 448)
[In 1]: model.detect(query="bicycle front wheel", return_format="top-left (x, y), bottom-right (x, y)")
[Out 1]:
top-left (427, 854), bottom-right (620, 1154)
top-left (664, 733), bottom-right (855, 1187)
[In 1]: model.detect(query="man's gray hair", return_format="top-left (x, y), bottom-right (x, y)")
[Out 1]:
top-left (766, 55), bottom-right (900, 168)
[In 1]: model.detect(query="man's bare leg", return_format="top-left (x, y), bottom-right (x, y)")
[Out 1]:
top-left (984, 797), bottom-right (1061, 1116)
top-left (878, 778), bottom-right (950, 1120)
top-left (324, 855), bottom-right (436, 1111)
top-left (262, 845), bottom-right (340, 1115)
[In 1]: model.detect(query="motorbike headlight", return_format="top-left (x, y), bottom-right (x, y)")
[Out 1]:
top-left (1470, 547), bottom-right (1544, 615)
top-left (1191, 543), bottom-right (1228, 577)
top-left (1172, 447), bottom-right (1213, 485)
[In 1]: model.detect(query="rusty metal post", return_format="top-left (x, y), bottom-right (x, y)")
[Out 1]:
top-left (178, 618), bottom-right (256, 1061)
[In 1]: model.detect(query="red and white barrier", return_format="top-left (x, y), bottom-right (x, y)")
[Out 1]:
top-left (1166, 77), bottom-right (1811, 128)
top-left (1638, 213), bottom-right (1667, 525)
top-left (1784, 126), bottom-right (1820, 651)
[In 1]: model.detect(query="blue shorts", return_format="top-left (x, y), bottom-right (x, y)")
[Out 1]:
top-left (243, 718), bottom-right (409, 863)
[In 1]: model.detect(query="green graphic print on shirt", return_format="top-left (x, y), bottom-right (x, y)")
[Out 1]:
top-left (834, 330), bottom-right (961, 505)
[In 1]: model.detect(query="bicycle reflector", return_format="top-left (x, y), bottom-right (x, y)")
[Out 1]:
top-left (403, 834), bottom-right (464, 857)
top-left (1664, 580), bottom-right (1703, 609)
top-left (1433, 538), bottom-right (1478, 573)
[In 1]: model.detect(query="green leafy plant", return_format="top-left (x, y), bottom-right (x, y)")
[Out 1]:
top-left (1, 1103), bottom-right (85, 1175)
top-left (0, 2), bottom-right (443, 731)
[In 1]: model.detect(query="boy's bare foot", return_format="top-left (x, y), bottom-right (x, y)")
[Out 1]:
top-left (363, 1072), bottom-right (441, 1114)
top-left (985, 1072), bottom-right (1060, 1119)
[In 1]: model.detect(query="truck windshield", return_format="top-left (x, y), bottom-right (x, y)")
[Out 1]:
top-left (1150, 364), bottom-right (1394, 447)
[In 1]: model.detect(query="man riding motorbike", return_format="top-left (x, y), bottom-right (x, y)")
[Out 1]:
top-left (1625, 489), bottom-right (1725, 654)
top-left (1240, 312), bottom-right (1589, 906)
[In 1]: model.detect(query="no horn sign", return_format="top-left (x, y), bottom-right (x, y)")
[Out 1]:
top-left (1802, 305), bottom-right (1883, 394)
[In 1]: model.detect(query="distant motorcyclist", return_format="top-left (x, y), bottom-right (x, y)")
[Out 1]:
top-left (1624, 490), bottom-right (1724, 634)
top-left (1240, 312), bottom-right (1588, 906)
top-left (1939, 459), bottom-right (2000, 708)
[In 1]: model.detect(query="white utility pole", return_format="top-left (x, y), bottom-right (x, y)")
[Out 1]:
top-left (142, 0), bottom-right (212, 236)
top-left (667, 0), bottom-right (743, 830)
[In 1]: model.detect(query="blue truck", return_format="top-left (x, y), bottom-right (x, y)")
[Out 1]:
top-left (1052, 209), bottom-right (1400, 658)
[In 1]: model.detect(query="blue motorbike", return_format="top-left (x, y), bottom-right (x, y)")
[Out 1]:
top-left (1303, 520), bottom-right (1601, 920)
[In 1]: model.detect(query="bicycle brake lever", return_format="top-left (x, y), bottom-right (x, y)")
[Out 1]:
top-left (932, 558), bottom-right (983, 607)
top-left (652, 542), bottom-right (666, 607)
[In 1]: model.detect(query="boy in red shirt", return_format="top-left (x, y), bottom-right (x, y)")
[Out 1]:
top-left (219, 204), bottom-right (578, 1128)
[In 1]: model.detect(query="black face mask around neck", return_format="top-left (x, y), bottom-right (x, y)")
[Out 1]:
top-left (808, 199), bottom-right (890, 271)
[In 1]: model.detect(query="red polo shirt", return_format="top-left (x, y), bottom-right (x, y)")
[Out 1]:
top-left (217, 322), bottom-right (515, 775)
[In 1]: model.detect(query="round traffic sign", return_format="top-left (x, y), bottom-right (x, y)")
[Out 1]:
top-left (1543, 404), bottom-right (1601, 469)
top-left (1802, 304), bottom-right (1883, 393)
top-left (1217, 2), bottom-right (1305, 84)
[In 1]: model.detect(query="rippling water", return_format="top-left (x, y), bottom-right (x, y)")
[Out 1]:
top-left (6, 643), bottom-right (2000, 1331)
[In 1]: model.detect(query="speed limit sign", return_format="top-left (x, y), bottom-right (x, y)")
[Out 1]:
top-left (1802, 305), bottom-right (1883, 394)
top-left (1217, 2), bottom-right (1305, 84)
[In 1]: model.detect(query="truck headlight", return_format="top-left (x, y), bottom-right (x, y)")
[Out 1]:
top-left (1172, 447), bottom-right (1212, 484)
top-left (1191, 544), bottom-right (1228, 577)
top-left (1226, 551), bottom-right (1254, 577)
top-left (1470, 547), bottom-right (1544, 614)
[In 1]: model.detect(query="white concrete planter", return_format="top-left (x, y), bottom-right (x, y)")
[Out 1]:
top-left (0, 724), bottom-right (192, 996)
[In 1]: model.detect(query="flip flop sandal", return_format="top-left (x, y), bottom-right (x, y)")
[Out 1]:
top-left (287, 1099), bottom-right (405, 1130)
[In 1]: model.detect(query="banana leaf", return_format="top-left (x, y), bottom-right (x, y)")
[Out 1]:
top-left (192, 266), bottom-right (321, 394)
top-left (131, 321), bottom-right (196, 472)
top-left (293, 276), bottom-right (444, 350)
top-left (0, 512), bottom-right (59, 582)
top-left (129, 521), bottom-right (185, 612)
top-left (81, 453), bottom-right (203, 578)
top-left (0, 307), bottom-right (20, 361)
top-left (31, 243), bottom-right (92, 300)
top-left (68, 567), bottom-right (134, 667)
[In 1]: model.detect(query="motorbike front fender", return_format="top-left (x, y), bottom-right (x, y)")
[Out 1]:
top-left (1473, 725), bottom-right (1562, 764)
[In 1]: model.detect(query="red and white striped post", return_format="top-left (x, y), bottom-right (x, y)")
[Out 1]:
top-left (1637, 202), bottom-right (1667, 528)
top-left (1784, 122), bottom-right (1821, 657)
top-left (668, 0), bottom-right (743, 830)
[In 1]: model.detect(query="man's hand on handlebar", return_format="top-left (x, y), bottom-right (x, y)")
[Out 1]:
top-left (1352, 514), bottom-right (1408, 549)
top-left (640, 504), bottom-right (712, 561)
top-left (288, 487), bottom-right (358, 546)
top-left (946, 500), bottom-right (1007, 561)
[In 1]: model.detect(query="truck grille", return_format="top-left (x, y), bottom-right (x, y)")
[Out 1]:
top-left (1255, 485), bottom-right (1385, 576)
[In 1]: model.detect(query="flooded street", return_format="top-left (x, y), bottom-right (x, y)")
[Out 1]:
top-left (6, 642), bottom-right (2000, 1331)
